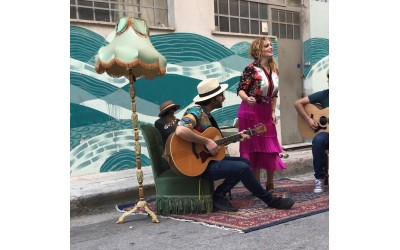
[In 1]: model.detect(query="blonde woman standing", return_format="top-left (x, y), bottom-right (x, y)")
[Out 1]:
top-left (237, 37), bottom-right (286, 192)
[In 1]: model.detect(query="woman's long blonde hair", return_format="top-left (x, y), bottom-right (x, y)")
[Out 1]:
top-left (249, 36), bottom-right (278, 73)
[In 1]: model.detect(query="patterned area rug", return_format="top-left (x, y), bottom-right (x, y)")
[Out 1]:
top-left (117, 179), bottom-right (329, 233)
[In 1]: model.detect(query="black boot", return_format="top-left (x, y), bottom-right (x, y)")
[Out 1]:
top-left (213, 195), bottom-right (238, 212)
top-left (267, 197), bottom-right (294, 210)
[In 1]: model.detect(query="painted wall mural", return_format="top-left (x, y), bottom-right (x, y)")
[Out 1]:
top-left (303, 38), bottom-right (329, 95)
top-left (70, 25), bottom-right (281, 177)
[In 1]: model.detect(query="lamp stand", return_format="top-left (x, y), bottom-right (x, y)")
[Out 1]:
top-left (116, 70), bottom-right (159, 224)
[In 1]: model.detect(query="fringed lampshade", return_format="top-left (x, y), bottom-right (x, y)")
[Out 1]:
top-left (95, 17), bottom-right (167, 80)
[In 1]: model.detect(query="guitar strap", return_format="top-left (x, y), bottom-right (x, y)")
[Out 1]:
top-left (199, 105), bottom-right (223, 137)
top-left (209, 115), bottom-right (223, 137)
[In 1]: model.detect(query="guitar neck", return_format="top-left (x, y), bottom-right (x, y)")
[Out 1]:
top-left (215, 133), bottom-right (244, 146)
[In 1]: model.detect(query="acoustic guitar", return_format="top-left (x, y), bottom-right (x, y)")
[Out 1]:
top-left (297, 103), bottom-right (329, 139)
top-left (163, 124), bottom-right (266, 177)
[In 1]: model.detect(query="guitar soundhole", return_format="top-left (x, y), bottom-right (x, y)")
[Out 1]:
top-left (320, 116), bottom-right (328, 125)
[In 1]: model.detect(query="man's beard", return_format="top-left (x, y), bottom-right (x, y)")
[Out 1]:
top-left (214, 100), bottom-right (223, 109)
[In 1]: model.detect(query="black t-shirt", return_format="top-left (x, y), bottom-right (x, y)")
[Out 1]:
top-left (154, 117), bottom-right (180, 146)
top-left (309, 89), bottom-right (329, 108)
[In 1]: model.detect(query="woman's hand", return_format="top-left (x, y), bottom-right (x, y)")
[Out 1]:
top-left (246, 96), bottom-right (256, 106)
top-left (271, 112), bottom-right (278, 124)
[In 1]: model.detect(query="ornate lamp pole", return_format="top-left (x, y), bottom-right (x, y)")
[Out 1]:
top-left (95, 17), bottom-right (167, 224)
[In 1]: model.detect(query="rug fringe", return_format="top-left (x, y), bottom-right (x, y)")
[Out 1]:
top-left (121, 210), bottom-right (244, 233)
top-left (156, 196), bottom-right (213, 215)
top-left (163, 216), bottom-right (244, 234)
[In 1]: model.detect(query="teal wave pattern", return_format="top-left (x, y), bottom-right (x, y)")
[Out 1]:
top-left (70, 58), bottom-right (129, 87)
top-left (100, 149), bottom-right (151, 172)
top-left (212, 104), bottom-right (240, 127)
top-left (226, 76), bottom-right (240, 92)
top-left (231, 42), bottom-right (251, 58)
top-left (303, 38), bottom-right (329, 77)
top-left (306, 56), bottom-right (329, 80)
top-left (70, 103), bottom-right (116, 129)
top-left (70, 119), bottom-right (135, 149)
top-left (229, 40), bottom-right (278, 60)
top-left (122, 74), bottom-right (236, 109)
top-left (70, 84), bottom-right (96, 104)
top-left (70, 26), bottom-right (109, 64)
top-left (150, 33), bottom-right (234, 63)
top-left (71, 71), bottom-right (119, 98)
top-left (272, 40), bottom-right (278, 58)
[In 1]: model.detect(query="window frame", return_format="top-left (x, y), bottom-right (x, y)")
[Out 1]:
top-left (70, 0), bottom-right (175, 30)
top-left (271, 8), bottom-right (300, 40)
top-left (214, 0), bottom-right (270, 36)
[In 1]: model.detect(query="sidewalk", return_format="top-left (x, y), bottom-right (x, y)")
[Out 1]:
top-left (70, 144), bottom-right (313, 217)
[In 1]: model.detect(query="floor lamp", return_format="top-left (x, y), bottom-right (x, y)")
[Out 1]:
top-left (95, 17), bottom-right (167, 224)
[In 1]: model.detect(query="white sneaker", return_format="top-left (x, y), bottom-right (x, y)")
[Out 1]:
top-left (314, 179), bottom-right (324, 193)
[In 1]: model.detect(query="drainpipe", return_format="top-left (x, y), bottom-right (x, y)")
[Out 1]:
top-left (300, 0), bottom-right (307, 98)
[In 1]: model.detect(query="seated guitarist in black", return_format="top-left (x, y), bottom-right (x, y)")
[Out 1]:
top-left (175, 78), bottom-right (294, 212)
top-left (294, 69), bottom-right (329, 193)
top-left (154, 100), bottom-right (181, 146)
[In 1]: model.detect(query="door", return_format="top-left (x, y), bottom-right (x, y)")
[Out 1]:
top-left (271, 8), bottom-right (304, 145)
top-left (278, 38), bottom-right (304, 145)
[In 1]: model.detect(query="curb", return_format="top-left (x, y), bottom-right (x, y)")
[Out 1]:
top-left (275, 148), bottom-right (313, 179)
top-left (70, 184), bottom-right (156, 217)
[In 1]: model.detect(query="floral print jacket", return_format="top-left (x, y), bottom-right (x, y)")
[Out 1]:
top-left (237, 60), bottom-right (279, 101)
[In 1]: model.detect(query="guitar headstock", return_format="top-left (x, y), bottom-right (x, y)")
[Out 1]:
top-left (246, 123), bottom-right (266, 135)
top-left (253, 123), bottom-right (266, 135)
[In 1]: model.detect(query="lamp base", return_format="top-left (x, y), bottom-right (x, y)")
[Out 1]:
top-left (116, 200), bottom-right (159, 224)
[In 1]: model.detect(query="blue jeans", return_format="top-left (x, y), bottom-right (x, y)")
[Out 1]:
top-left (201, 156), bottom-right (274, 204)
top-left (312, 132), bottom-right (329, 180)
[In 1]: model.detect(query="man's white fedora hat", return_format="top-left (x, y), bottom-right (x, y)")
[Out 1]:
top-left (193, 78), bottom-right (228, 102)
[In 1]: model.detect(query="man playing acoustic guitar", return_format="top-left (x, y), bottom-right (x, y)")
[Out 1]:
top-left (294, 69), bottom-right (329, 193)
top-left (174, 78), bottom-right (294, 212)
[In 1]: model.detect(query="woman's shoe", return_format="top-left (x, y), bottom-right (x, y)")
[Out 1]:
top-left (266, 182), bottom-right (275, 193)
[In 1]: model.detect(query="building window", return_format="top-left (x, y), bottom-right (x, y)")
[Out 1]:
top-left (214, 0), bottom-right (269, 35)
top-left (271, 9), bottom-right (300, 39)
top-left (70, 0), bottom-right (171, 28)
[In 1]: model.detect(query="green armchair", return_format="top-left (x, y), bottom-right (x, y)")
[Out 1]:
top-left (140, 124), bottom-right (214, 215)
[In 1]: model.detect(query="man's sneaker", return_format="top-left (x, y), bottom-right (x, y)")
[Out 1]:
top-left (314, 179), bottom-right (324, 193)
top-left (267, 197), bottom-right (294, 210)
top-left (213, 196), bottom-right (238, 212)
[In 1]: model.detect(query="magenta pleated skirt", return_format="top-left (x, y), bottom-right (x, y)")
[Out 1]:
top-left (237, 101), bottom-right (286, 171)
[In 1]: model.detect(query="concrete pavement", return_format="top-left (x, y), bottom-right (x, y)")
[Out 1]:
top-left (70, 143), bottom-right (314, 217)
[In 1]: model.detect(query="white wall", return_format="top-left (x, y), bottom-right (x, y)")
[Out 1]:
top-left (173, 0), bottom-right (214, 36)
top-left (305, 0), bottom-right (329, 94)
top-left (310, 0), bottom-right (329, 39)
